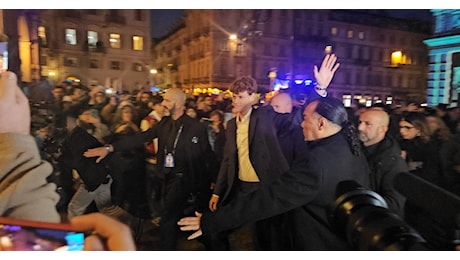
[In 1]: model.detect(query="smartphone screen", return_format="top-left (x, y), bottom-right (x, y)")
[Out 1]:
top-left (0, 42), bottom-right (7, 71)
top-left (0, 217), bottom-right (86, 251)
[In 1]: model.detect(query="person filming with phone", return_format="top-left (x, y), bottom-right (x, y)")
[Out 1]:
top-left (0, 71), bottom-right (135, 251)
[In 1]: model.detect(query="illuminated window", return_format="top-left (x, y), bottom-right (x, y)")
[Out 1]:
top-left (347, 30), bottom-right (353, 39)
top-left (87, 31), bottom-right (98, 46)
top-left (109, 33), bottom-right (121, 49)
top-left (65, 28), bottom-right (77, 45)
top-left (38, 26), bottom-right (47, 46)
top-left (391, 51), bottom-right (402, 66)
top-left (331, 27), bottom-right (338, 36)
top-left (358, 31), bottom-right (365, 40)
top-left (386, 96), bottom-right (393, 105)
top-left (132, 35), bottom-right (143, 51)
top-left (343, 94), bottom-right (352, 107)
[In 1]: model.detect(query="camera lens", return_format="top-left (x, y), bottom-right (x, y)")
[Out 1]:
top-left (328, 180), bottom-right (426, 250)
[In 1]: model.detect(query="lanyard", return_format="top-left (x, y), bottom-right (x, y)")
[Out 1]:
top-left (165, 124), bottom-right (183, 155)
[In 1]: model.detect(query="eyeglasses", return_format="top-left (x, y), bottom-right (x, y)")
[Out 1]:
top-left (400, 126), bottom-right (415, 130)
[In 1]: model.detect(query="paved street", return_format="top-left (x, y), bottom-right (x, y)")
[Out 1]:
top-left (134, 218), bottom-right (254, 251)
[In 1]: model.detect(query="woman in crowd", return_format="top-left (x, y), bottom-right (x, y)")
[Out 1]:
top-left (399, 111), bottom-right (442, 186)
top-left (106, 102), bottom-right (149, 217)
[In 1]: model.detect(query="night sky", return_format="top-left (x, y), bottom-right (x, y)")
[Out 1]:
top-left (150, 10), bottom-right (185, 38)
top-left (150, 9), bottom-right (433, 38)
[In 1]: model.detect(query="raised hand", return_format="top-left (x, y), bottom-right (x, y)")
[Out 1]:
top-left (313, 54), bottom-right (340, 89)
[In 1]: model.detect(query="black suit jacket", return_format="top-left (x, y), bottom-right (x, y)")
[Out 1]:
top-left (201, 131), bottom-right (371, 250)
top-left (66, 126), bottom-right (109, 191)
top-left (112, 114), bottom-right (217, 195)
top-left (213, 106), bottom-right (290, 204)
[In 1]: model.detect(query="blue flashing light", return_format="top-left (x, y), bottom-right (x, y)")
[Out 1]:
top-left (304, 80), bottom-right (313, 86)
top-left (294, 79), bottom-right (303, 85)
top-left (293, 78), bottom-right (314, 87)
top-left (150, 86), bottom-right (160, 93)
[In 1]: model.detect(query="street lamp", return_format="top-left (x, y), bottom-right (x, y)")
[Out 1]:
top-left (47, 70), bottom-right (56, 85)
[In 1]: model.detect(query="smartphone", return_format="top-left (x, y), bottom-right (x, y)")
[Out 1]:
top-left (0, 42), bottom-right (8, 71)
top-left (0, 217), bottom-right (87, 251)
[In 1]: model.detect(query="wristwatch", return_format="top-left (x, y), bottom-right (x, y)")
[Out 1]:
top-left (104, 144), bottom-right (112, 153)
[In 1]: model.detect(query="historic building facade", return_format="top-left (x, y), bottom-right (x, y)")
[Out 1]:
top-left (2, 9), bottom-right (432, 106)
top-left (153, 10), bottom-right (431, 106)
top-left (38, 10), bottom-right (152, 92)
top-left (1, 10), bottom-right (41, 83)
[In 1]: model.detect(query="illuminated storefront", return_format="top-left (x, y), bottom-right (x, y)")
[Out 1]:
top-left (424, 9), bottom-right (460, 107)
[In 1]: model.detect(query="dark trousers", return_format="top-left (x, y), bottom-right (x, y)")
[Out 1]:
top-left (146, 163), bottom-right (165, 218)
top-left (210, 180), bottom-right (279, 250)
top-left (158, 173), bottom-right (188, 250)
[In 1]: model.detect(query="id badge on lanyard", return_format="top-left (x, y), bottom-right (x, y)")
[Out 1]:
top-left (164, 124), bottom-right (183, 168)
top-left (164, 153), bottom-right (175, 168)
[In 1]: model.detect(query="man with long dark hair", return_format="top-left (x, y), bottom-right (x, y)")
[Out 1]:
top-left (178, 96), bottom-right (371, 250)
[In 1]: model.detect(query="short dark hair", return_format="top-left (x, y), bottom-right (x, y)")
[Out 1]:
top-left (229, 76), bottom-right (257, 95)
top-left (210, 109), bottom-right (225, 123)
top-left (150, 95), bottom-right (163, 106)
top-left (436, 103), bottom-right (448, 112)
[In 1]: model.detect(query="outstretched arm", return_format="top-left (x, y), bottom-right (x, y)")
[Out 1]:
top-left (177, 211), bottom-right (203, 240)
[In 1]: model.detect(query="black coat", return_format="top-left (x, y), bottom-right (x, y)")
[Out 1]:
top-left (399, 136), bottom-right (443, 186)
top-left (213, 106), bottom-right (290, 205)
top-left (201, 131), bottom-right (371, 250)
top-left (365, 134), bottom-right (408, 217)
top-left (66, 126), bottom-right (109, 191)
top-left (112, 114), bottom-right (217, 198)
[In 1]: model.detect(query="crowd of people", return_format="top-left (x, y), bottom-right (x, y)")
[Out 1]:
top-left (2, 52), bottom-right (460, 251)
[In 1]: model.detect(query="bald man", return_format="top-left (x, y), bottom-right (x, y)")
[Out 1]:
top-left (84, 87), bottom-right (219, 250)
top-left (270, 92), bottom-right (293, 114)
top-left (358, 108), bottom-right (408, 217)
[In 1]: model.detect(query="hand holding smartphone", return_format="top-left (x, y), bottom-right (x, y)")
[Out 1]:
top-left (0, 217), bottom-right (88, 251)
